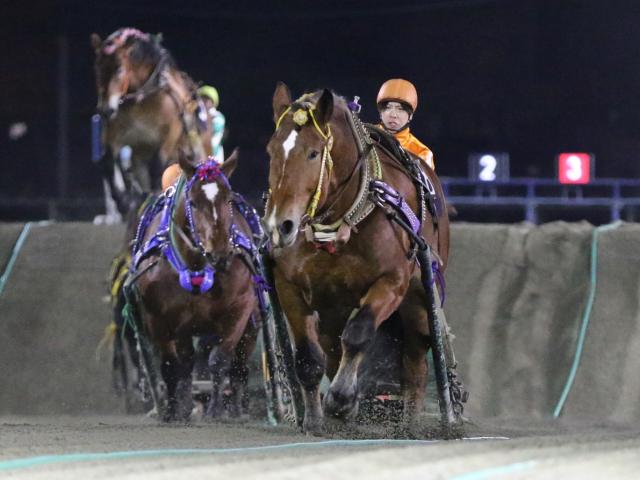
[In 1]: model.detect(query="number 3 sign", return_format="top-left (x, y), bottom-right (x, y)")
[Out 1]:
top-left (557, 153), bottom-right (593, 184)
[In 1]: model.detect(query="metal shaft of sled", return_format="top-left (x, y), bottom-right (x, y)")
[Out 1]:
top-left (416, 246), bottom-right (456, 428)
top-left (135, 329), bottom-right (161, 412)
top-left (259, 298), bottom-right (282, 424)
top-left (123, 280), bottom-right (162, 415)
top-left (260, 254), bottom-right (305, 427)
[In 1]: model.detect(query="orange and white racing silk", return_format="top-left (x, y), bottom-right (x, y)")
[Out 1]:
top-left (392, 127), bottom-right (435, 171)
top-left (162, 163), bottom-right (182, 191)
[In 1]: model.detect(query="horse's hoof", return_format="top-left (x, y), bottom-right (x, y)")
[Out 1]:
top-left (323, 388), bottom-right (358, 419)
top-left (205, 399), bottom-right (225, 419)
top-left (162, 411), bottom-right (175, 423)
top-left (303, 416), bottom-right (324, 436)
top-left (145, 406), bottom-right (159, 419)
top-left (191, 403), bottom-right (205, 422)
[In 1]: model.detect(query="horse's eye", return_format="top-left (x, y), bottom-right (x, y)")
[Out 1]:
top-left (308, 150), bottom-right (320, 160)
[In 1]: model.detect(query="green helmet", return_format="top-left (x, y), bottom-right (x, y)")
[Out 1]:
top-left (198, 85), bottom-right (219, 108)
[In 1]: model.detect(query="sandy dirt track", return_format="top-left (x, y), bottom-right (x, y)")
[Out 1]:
top-left (3, 222), bottom-right (640, 478)
top-left (1, 415), bottom-right (640, 479)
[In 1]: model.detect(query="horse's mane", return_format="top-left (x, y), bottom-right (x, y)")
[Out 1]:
top-left (101, 28), bottom-right (176, 70)
top-left (291, 90), bottom-right (348, 114)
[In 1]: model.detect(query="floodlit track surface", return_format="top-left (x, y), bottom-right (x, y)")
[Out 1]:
top-left (1, 416), bottom-right (640, 479)
top-left (2, 222), bottom-right (640, 478)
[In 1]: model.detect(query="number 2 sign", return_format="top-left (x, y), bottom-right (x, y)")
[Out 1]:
top-left (468, 152), bottom-right (510, 182)
top-left (557, 153), bottom-right (593, 184)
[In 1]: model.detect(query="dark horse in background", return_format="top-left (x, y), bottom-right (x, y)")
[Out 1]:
top-left (128, 152), bottom-right (263, 421)
top-left (91, 27), bottom-right (213, 220)
top-left (264, 84), bottom-right (451, 434)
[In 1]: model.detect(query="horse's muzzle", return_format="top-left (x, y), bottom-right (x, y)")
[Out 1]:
top-left (97, 105), bottom-right (117, 120)
top-left (266, 221), bottom-right (297, 249)
top-left (274, 220), bottom-right (297, 248)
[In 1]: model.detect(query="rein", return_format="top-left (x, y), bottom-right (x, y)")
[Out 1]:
top-left (273, 97), bottom-right (382, 245)
top-left (271, 93), bottom-right (443, 261)
top-left (119, 53), bottom-right (170, 105)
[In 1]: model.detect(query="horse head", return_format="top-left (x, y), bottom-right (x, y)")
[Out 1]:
top-left (182, 152), bottom-right (239, 264)
top-left (91, 28), bottom-right (167, 119)
top-left (265, 82), bottom-right (344, 248)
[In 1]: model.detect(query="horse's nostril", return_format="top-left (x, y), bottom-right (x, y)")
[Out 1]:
top-left (278, 220), bottom-right (295, 237)
top-left (99, 106), bottom-right (115, 119)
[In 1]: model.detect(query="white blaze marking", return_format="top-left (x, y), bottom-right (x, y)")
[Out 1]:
top-left (278, 130), bottom-right (297, 190)
top-left (282, 130), bottom-right (298, 159)
top-left (108, 94), bottom-right (120, 112)
top-left (202, 183), bottom-right (219, 222)
top-left (266, 207), bottom-right (279, 244)
top-left (202, 183), bottom-right (219, 202)
top-left (266, 206), bottom-right (277, 231)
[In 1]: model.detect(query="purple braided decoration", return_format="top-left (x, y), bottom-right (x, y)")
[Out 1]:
top-left (233, 193), bottom-right (264, 239)
top-left (103, 28), bottom-right (150, 55)
top-left (184, 159), bottom-right (231, 251)
top-left (131, 195), bottom-right (165, 257)
top-left (370, 180), bottom-right (421, 234)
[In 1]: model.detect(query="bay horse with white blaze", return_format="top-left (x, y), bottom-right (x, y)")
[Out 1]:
top-left (129, 152), bottom-right (264, 422)
top-left (264, 83), bottom-right (450, 433)
top-left (91, 28), bottom-right (212, 217)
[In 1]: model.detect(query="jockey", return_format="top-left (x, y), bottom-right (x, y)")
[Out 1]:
top-left (161, 163), bottom-right (182, 192)
top-left (377, 78), bottom-right (435, 171)
top-left (198, 85), bottom-right (226, 163)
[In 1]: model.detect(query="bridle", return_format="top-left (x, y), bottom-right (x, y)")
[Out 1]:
top-left (274, 100), bottom-right (335, 220)
top-left (99, 30), bottom-right (170, 110)
top-left (269, 95), bottom-right (383, 246)
top-left (183, 161), bottom-right (234, 268)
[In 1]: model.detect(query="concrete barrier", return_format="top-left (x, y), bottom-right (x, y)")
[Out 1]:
top-left (1, 221), bottom-right (639, 421)
top-left (0, 222), bottom-right (126, 414)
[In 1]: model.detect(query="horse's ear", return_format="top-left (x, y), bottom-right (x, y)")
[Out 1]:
top-left (90, 33), bottom-right (102, 53)
top-left (220, 148), bottom-right (239, 179)
top-left (272, 82), bottom-right (292, 124)
top-left (153, 33), bottom-right (163, 45)
top-left (315, 89), bottom-right (334, 125)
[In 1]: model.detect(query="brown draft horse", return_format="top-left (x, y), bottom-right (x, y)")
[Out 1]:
top-left (132, 153), bottom-right (259, 422)
top-left (264, 83), bottom-right (450, 433)
top-left (91, 28), bottom-right (212, 216)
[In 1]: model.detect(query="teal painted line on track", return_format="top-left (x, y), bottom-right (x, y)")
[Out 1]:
top-left (449, 460), bottom-right (538, 480)
top-left (553, 221), bottom-right (622, 418)
top-left (0, 439), bottom-right (433, 471)
top-left (0, 437), bottom-right (508, 472)
top-left (0, 222), bottom-right (31, 296)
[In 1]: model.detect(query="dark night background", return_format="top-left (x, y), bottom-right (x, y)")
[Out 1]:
top-left (1, 0), bottom-right (639, 217)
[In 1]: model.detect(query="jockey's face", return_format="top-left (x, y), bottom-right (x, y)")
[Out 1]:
top-left (380, 101), bottom-right (412, 132)
top-left (203, 98), bottom-right (215, 111)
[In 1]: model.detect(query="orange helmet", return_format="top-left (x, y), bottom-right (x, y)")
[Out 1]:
top-left (376, 79), bottom-right (418, 112)
top-left (161, 163), bottom-right (182, 191)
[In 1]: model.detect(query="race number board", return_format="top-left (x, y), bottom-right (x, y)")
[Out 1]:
top-left (468, 152), bottom-right (510, 182)
top-left (557, 153), bottom-right (594, 184)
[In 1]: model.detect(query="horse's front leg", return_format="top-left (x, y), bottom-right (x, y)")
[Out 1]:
top-left (205, 341), bottom-right (234, 418)
top-left (228, 318), bottom-right (259, 417)
top-left (277, 278), bottom-right (326, 435)
top-left (324, 275), bottom-right (407, 420)
top-left (159, 337), bottom-right (194, 422)
top-left (398, 276), bottom-right (432, 422)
